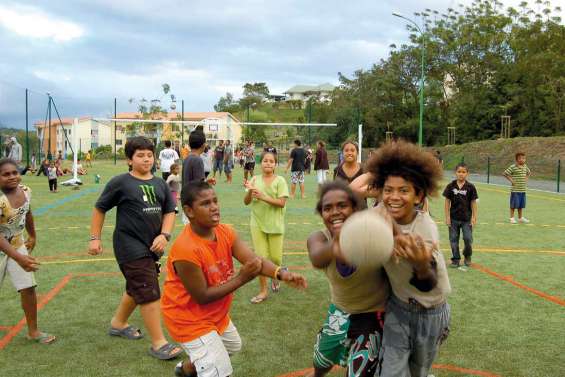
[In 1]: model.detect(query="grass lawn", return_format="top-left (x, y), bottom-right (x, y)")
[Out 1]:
top-left (0, 160), bottom-right (563, 377)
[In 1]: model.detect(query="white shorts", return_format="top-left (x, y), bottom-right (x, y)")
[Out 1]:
top-left (0, 246), bottom-right (36, 291)
top-left (316, 170), bottom-right (328, 184)
top-left (180, 321), bottom-right (242, 377)
top-left (182, 212), bottom-right (190, 225)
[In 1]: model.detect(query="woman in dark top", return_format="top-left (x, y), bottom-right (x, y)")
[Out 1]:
top-left (333, 141), bottom-right (363, 184)
top-left (314, 141), bottom-right (330, 187)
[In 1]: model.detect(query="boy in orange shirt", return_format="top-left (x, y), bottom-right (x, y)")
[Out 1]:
top-left (162, 181), bottom-right (307, 377)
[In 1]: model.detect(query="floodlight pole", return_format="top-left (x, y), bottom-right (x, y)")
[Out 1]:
top-left (181, 100), bottom-right (185, 145)
top-left (47, 94), bottom-right (52, 160)
top-left (393, 12), bottom-right (425, 146)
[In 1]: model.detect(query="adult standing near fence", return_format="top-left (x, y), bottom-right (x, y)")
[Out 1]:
top-left (158, 140), bottom-right (180, 181)
top-left (8, 137), bottom-right (22, 165)
top-left (314, 141), bottom-right (329, 188)
top-left (285, 139), bottom-right (307, 199)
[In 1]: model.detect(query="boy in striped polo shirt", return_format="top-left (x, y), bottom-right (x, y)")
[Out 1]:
top-left (503, 152), bottom-right (531, 224)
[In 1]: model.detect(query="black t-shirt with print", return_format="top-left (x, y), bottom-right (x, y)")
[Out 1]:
top-left (214, 146), bottom-right (225, 160)
top-left (442, 180), bottom-right (478, 222)
top-left (95, 173), bottom-right (175, 264)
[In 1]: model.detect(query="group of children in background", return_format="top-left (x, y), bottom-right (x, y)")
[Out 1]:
top-left (0, 129), bottom-right (533, 377)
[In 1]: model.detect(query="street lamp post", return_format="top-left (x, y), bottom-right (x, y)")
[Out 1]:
top-left (393, 12), bottom-right (425, 146)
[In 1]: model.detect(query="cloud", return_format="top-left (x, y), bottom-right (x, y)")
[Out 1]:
top-left (0, 3), bottom-right (84, 42)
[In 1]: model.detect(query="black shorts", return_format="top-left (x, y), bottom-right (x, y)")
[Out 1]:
top-left (119, 257), bottom-right (161, 305)
top-left (244, 162), bottom-right (255, 171)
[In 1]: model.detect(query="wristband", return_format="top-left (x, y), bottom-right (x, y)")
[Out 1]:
top-left (90, 235), bottom-right (100, 241)
top-left (273, 266), bottom-right (281, 280)
top-left (160, 232), bottom-right (171, 241)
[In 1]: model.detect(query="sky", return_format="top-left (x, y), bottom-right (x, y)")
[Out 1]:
top-left (0, 0), bottom-right (563, 128)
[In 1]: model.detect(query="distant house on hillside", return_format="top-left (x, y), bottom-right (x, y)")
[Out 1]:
top-left (284, 83), bottom-right (335, 103)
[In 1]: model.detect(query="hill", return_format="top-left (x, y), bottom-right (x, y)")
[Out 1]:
top-left (232, 102), bottom-right (305, 123)
top-left (437, 137), bottom-right (565, 180)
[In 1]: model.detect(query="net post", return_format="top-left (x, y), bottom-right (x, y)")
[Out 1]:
top-left (557, 159), bottom-right (561, 193)
top-left (487, 156), bottom-right (490, 184)
top-left (114, 98), bottom-right (117, 165)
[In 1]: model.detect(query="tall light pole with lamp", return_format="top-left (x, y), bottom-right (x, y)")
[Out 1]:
top-left (393, 12), bottom-right (425, 146)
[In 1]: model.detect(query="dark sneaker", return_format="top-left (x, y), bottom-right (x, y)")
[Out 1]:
top-left (464, 257), bottom-right (472, 267)
top-left (175, 361), bottom-right (193, 377)
top-left (449, 262), bottom-right (460, 268)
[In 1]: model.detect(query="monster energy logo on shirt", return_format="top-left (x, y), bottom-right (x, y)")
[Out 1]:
top-left (140, 185), bottom-right (157, 204)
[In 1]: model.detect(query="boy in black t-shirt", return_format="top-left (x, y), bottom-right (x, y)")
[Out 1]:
top-left (443, 163), bottom-right (478, 268)
top-left (88, 136), bottom-right (182, 360)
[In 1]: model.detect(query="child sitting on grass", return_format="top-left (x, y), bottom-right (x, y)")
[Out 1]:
top-left (0, 158), bottom-right (56, 344)
top-left (365, 141), bottom-right (451, 377)
top-left (162, 181), bottom-right (307, 377)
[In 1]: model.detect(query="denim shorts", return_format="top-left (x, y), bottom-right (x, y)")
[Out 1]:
top-left (510, 192), bottom-right (526, 209)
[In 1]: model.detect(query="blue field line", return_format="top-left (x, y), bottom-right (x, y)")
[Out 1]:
top-left (34, 186), bottom-right (102, 216)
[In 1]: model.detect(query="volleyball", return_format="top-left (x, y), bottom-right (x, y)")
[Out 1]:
top-left (338, 210), bottom-right (394, 268)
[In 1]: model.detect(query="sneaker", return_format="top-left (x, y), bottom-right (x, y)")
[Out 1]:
top-left (509, 217), bottom-right (517, 224)
top-left (518, 217), bottom-right (530, 223)
top-left (449, 262), bottom-right (460, 268)
top-left (464, 257), bottom-right (472, 267)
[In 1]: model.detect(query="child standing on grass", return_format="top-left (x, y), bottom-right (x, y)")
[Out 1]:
top-left (0, 158), bottom-right (56, 344)
top-left (47, 161), bottom-right (58, 193)
top-left (503, 152), bottom-right (531, 224)
top-left (243, 151), bottom-right (289, 303)
top-left (166, 163), bottom-right (181, 214)
top-left (443, 163), bottom-right (478, 268)
top-left (365, 141), bottom-right (451, 377)
top-left (162, 181), bottom-right (306, 377)
top-left (307, 180), bottom-right (389, 377)
top-left (88, 136), bottom-right (182, 360)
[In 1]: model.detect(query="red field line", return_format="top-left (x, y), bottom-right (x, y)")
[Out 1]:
top-left (473, 263), bottom-right (565, 307)
top-left (276, 364), bottom-right (501, 377)
top-left (0, 272), bottom-right (120, 350)
top-left (0, 273), bottom-right (73, 350)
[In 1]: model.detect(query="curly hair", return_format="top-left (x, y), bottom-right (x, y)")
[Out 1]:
top-left (365, 141), bottom-right (443, 197)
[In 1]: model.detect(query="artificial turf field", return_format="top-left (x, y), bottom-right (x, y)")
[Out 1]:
top-left (0, 160), bottom-right (563, 377)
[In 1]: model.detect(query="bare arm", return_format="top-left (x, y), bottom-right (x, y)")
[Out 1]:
top-left (88, 208), bottom-right (105, 255)
top-left (444, 199), bottom-right (451, 226)
top-left (471, 200), bottom-right (478, 226)
top-left (307, 231), bottom-right (336, 269)
top-left (350, 173), bottom-right (380, 199)
top-left (285, 158), bottom-right (293, 172)
top-left (232, 236), bottom-right (307, 289)
top-left (150, 212), bottom-right (176, 255)
top-left (255, 194), bottom-right (286, 208)
top-left (174, 260), bottom-right (257, 305)
top-left (0, 237), bottom-right (39, 272)
top-left (503, 173), bottom-right (513, 185)
top-left (24, 209), bottom-right (37, 253)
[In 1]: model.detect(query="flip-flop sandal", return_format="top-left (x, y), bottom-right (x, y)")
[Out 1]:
top-left (108, 325), bottom-right (143, 340)
top-left (26, 332), bottom-right (56, 345)
top-left (271, 279), bottom-right (280, 293)
top-left (149, 343), bottom-right (183, 360)
top-left (250, 295), bottom-right (268, 304)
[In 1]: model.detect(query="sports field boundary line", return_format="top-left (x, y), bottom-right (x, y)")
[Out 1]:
top-left (473, 181), bottom-right (565, 201)
top-left (276, 364), bottom-right (501, 377)
top-left (0, 272), bottom-right (120, 350)
top-left (473, 263), bottom-right (565, 306)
